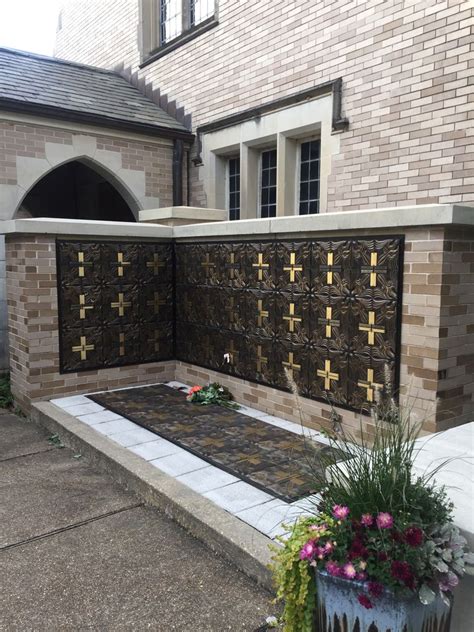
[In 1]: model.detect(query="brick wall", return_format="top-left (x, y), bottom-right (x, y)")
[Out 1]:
top-left (55, 0), bottom-right (474, 210)
top-left (6, 235), bottom-right (174, 411)
top-left (7, 226), bottom-right (472, 433)
top-left (0, 119), bottom-right (175, 208)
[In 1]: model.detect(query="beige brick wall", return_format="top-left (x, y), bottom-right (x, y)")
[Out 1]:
top-left (55, 0), bottom-right (474, 210)
top-left (7, 226), bottom-right (472, 433)
top-left (0, 118), bottom-right (175, 214)
top-left (6, 235), bottom-right (174, 411)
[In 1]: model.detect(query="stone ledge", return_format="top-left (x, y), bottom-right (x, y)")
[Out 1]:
top-left (30, 401), bottom-right (275, 592)
top-left (0, 217), bottom-right (172, 239)
top-left (139, 206), bottom-right (227, 226)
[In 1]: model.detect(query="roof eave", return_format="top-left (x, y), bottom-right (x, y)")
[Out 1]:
top-left (0, 97), bottom-right (194, 142)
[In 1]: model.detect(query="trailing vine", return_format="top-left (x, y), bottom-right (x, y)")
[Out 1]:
top-left (271, 517), bottom-right (322, 632)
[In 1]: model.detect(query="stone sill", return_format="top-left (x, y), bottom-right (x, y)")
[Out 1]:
top-left (1, 204), bottom-right (473, 239)
top-left (139, 206), bottom-right (227, 226)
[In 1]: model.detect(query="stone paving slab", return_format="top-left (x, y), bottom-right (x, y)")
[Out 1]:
top-left (0, 413), bottom-right (53, 461)
top-left (0, 448), bottom-right (137, 548)
top-left (0, 506), bottom-right (275, 631)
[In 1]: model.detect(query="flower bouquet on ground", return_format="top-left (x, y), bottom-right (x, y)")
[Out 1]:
top-left (271, 392), bottom-right (473, 632)
top-left (186, 382), bottom-right (239, 409)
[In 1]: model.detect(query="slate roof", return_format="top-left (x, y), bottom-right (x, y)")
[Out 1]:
top-left (0, 47), bottom-right (190, 137)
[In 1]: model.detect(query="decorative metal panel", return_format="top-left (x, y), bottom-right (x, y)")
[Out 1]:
top-left (57, 240), bottom-right (174, 373)
top-left (175, 238), bottom-right (403, 413)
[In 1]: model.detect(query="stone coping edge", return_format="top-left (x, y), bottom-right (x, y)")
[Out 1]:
top-left (1, 204), bottom-right (473, 240)
top-left (30, 401), bottom-right (276, 593)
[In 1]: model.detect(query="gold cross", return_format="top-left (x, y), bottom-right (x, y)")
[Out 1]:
top-left (257, 299), bottom-right (269, 327)
top-left (111, 292), bottom-right (131, 316)
top-left (361, 252), bottom-right (387, 288)
top-left (257, 345), bottom-right (268, 373)
top-left (226, 252), bottom-right (241, 280)
top-left (76, 251), bottom-right (92, 277)
top-left (282, 351), bottom-right (301, 378)
top-left (201, 253), bottom-right (215, 276)
top-left (72, 335), bottom-right (94, 360)
top-left (317, 359), bottom-right (339, 390)
top-left (119, 332), bottom-right (125, 357)
top-left (283, 303), bottom-right (302, 332)
top-left (321, 251), bottom-right (341, 285)
top-left (147, 330), bottom-right (160, 353)
top-left (73, 294), bottom-right (93, 320)
top-left (359, 311), bottom-right (385, 345)
top-left (252, 253), bottom-right (269, 281)
top-left (283, 252), bottom-right (303, 282)
top-left (228, 340), bottom-right (239, 366)
top-left (318, 306), bottom-right (339, 338)
top-left (358, 368), bottom-right (383, 402)
top-left (226, 296), bottom-right (236, 323)
top-left (146, 253), bottom-right (165, 275)
top-left (116, 252), bottom-right (130, 277)
top-left (147, 292), bottom-right (166, 315)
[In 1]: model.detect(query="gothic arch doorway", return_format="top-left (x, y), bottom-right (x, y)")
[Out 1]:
top-left (17, 160), bottom-right (136, 222)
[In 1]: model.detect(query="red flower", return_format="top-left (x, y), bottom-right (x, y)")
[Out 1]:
top-left (378, 551), bottom-right (388, 562)
top-left (404, 526), bottom-right (423, 548)
top-left (368, 581), bottom-right (384, 598)
top-left (189, 385), bottom-right (202, 395)
top-left (391, 561), bottom-right (415, 590)
top-left (357, 594), bottom-right (373, 609)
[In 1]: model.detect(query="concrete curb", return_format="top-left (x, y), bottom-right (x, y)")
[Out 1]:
top-left (31, 401), bottom-right (276, 593)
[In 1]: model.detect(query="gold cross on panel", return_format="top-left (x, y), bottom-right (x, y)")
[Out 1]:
top-left (283, 252), bottom-right (303, 283)
top-left (226, 252), bottom-right (241, 280)
top-left (147, 330), bottom-right (160, 353)
top-left (359, 311), bottom-right (385, 345)
top-left (358, 368), bottom-right (383, 402)
top-left (116, 252), bottom-right (130, 277)
top-left (252, 253), bottom-right (269, 281)
top-left (257, 345), bottom-right (268, 373)
top-left (119, 332), bottom-right (126, 357)
top-left (111, 292), bottom-right (131, 316)
top-left (76, 251), bottom-right (92, 277)
top-left (226, 296), bottom-right (236, 323)
top-left (73, 294), bottom-right (93, 320)
top-left (228, 340), bottom-right (239, 366)
top-left (257, 299), bottom-right (269, 327)
top-left (318, 306), bottom-right (339, 338)
top-left (146, 253), bottom-right (165, 275)
top-left (72, 335), bottom-right (94, 361)
top-left (282, 351), bottom-right (301, 379)
top-left (317, 359), bottom-right (339, 390)
top-left (201, 253), bottom-right (215, 276)
top-left (147, 292), bottom-right (166, 315)
top-left (283, 303), bottom-right (302, 333)
top-left (361, 252), bottom-right (387, 288)
top-left (321, 251), bottom-right (341, 285)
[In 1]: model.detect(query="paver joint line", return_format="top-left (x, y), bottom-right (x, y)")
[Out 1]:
top-left (0, 446), bottom-right (56, 463)
top-left (0, 503), bottom-right (143, 553)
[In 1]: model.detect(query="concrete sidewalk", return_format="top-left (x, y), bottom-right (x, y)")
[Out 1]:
top-left (0, 412), bottom-right (277, 631)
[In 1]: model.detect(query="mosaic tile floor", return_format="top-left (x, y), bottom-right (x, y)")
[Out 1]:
top-left (88, 384), bottom-right (336, 502)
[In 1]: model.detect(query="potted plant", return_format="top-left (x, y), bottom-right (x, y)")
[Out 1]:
top-left (271, 386), bottom-right (473, 632)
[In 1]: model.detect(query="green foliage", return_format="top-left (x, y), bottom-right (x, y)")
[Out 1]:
top-left (0, 372), bottom-right (13, 409)
top-left (48, 433), bottom-right (65, 448)
top-left (187, 382), bottom-right (239, 409)
top-left (271, 518), bottom-right (323, 632)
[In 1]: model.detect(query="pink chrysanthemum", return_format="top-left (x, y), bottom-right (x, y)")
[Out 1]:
top-left (332, 505), bottom-right (350, 520)
top-left (342, 563), bottom-right (357, 579)
top-left (299, 540), bottom-right (316, 561)
top-left (376, 512), bottom-right (394, 529)
top-left (358, 594), bottom-right (374, 609)
top-left (361, 513), bottom-right (374, 527)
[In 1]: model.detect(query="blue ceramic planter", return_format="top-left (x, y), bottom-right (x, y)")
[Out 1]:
top-left (315, 571), bottom-right (451, 632)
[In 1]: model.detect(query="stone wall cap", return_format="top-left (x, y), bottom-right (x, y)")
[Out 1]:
top-left (0, 217), bottom-right (173, 239)
top-left (139, 206), bottom-right (227, 223)
top-left (172, 204), bottom-right (474, 239)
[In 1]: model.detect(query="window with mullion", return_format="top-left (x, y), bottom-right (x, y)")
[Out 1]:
top-left (298, 139), bottom-right (320, 215)
top-left (160, 0), bottom-right (183, 44)
top-left (260, 149), bottom-right (277, 218)
top-left (228, 157), bottom-right (240, 221)
top-left (190, 0), bottom-right (214, 26)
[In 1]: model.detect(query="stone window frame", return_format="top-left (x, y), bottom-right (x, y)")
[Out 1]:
top-left (139, 0), bottom-right (218, 65)
top-left (201, 95), bottom-right (341, 219)
top-left (226, 155), bottom-right (240, 221)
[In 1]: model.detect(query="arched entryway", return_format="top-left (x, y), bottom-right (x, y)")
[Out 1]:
top-left (17, 160), bottom-right (136, 222)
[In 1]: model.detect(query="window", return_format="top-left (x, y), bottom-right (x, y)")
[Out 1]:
top-left (159, 0), bottom-right (215, 45)
top-left (298, 140), bottom-right (320, 215)
top-left (228, 157), bottom-right (240, 221)
top-left (260, 149), bottom-right (277, 218)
